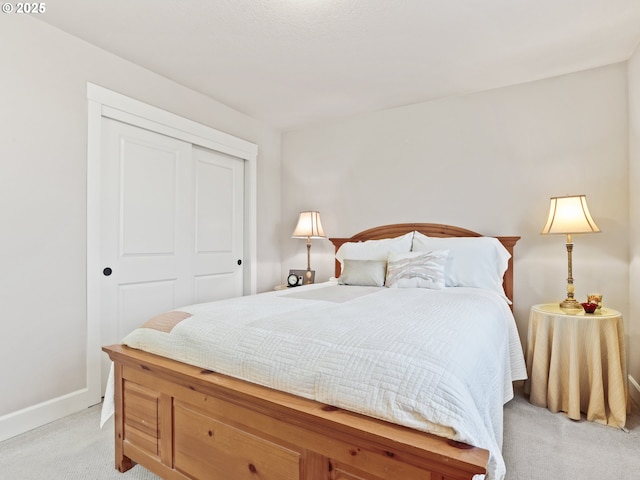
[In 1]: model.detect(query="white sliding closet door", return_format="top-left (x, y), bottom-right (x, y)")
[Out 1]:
top-left (100, 118), bottom-right (244, 388)
top-left (192, 145), bottom-right (244, 304)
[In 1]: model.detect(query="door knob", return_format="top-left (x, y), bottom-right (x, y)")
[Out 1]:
top-left (237, 259), bottom-right (242, 265)
top-left (103, 267), bottom-right (112, 276)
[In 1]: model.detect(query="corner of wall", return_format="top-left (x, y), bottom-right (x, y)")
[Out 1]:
top-left (628, 41), bottom-right (640, 407)
top-left (629, 375), bottom-right (640, 408)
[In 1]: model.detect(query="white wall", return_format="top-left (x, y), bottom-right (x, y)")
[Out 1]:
top-left (282, 63), bottom-right (629, 347)
top-left (0, 15), bottom-right (281, 429)
top-left (629, 44), bottom-right (640, 404)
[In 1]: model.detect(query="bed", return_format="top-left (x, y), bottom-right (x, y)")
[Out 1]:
top-left (102, 223), bottom-right (525, 480)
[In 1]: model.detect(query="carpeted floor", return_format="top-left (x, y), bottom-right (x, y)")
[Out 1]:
top-left (0, 404), bottom-right (159, 480)
top-left (503, 384), bottom-right (640, 479)
top-left (1, 385), bottom-right (638, 479)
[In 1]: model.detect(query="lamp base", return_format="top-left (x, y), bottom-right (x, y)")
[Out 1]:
top-left (559, 298), bottom-right (582, 310)
top-left (304, 269), bottom-right (313, 285)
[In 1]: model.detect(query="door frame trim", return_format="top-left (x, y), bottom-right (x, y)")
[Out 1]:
top-left (86, 83), bottom-right (258, 402)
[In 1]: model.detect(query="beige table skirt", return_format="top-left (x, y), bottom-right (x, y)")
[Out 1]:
top-left (524, 304), bottom-right (627, 428)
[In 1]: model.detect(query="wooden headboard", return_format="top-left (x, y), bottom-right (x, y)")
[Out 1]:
top-left (328, 223), bottom-right (520, 307)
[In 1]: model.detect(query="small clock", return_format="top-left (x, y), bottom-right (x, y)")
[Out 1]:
top-left (287, 273), bottom-right (302, 287)
top-left (288, 269), bottom-right (315, 286)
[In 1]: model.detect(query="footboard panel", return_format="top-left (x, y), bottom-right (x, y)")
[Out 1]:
top-left (173, 400), bottom-right (302, 479)
top-left (104, 345), bottom-right (488, 480)
top-left (123, 382), bottom-right (162, 457)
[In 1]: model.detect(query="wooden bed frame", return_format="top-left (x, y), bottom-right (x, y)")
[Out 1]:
top-left (103, 223), bottom-right (519, 480)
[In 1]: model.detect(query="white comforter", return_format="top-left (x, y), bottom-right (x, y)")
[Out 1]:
top-left (121, 282), bottom-right (527, 480)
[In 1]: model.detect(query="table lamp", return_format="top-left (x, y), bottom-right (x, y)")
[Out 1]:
top-left (541, 194), bottom-right (600, 309)
top-left (292, 211), bottom-right (326, 284)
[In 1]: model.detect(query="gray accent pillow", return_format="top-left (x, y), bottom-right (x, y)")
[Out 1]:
top-left (338, 259), bottom-right (387, 287)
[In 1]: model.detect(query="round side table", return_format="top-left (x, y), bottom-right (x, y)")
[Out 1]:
top-left (524, 303), bottom-right (627, 428)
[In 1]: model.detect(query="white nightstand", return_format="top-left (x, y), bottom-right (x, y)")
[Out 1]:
top-left (524, 303), bottom-right (628, 428)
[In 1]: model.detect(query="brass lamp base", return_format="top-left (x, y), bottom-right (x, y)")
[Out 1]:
top-left (304, 269), bottom-right (313, 285)
top-left (559, 298), bottom-right (582, 310)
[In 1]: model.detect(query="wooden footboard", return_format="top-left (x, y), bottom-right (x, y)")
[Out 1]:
top-left (103, 344), bottom-right (488, 480)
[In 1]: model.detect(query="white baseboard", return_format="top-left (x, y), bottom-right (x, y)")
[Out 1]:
top-left (0, 389), bottom-right (100, 443)
top-left (629, 375), bottom-right (640, 408)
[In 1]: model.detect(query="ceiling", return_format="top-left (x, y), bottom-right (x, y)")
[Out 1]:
top-left (37, 0), bottom-right (640, 131)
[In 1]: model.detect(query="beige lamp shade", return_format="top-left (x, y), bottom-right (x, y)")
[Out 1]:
top-left (292, 211), bottom-right (326, 238)
top-left (541, 195), bottom-right (600, 235)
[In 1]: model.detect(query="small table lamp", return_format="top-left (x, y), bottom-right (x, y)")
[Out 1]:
top-left (541, 194), bottom-right (600, 309)
top-left (292, 211), bottom-right (326, 284)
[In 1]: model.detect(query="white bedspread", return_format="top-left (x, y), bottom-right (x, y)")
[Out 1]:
top-left (121, 282), bottom-right (527, 480)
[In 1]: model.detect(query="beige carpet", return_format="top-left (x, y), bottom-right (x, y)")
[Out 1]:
top-left (503, 384), bottom-right (640, 479)
top-left (0, 385), bottom-right (638, 479)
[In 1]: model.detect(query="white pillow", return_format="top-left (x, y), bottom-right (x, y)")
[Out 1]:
top-left (386, 250), bottom-right (449, 289)
top-left (412, 232), bottom-right (511, 296)
top-left (338, 259), bottom-right (387, 287)
top-left (335, 232), bottom-right (413, 266)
